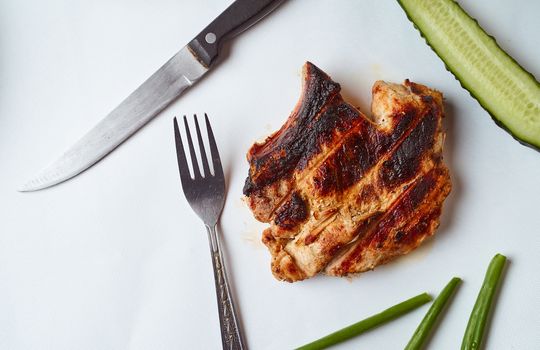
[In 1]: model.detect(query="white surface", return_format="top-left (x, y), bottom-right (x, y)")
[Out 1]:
top-left (1, 0), bottom-right (539, 349)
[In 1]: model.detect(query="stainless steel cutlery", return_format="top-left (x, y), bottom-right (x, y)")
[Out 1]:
top-left (21, 0), bottom-right (285, 191)
top-left (173, 114), bottom-right (244, 350)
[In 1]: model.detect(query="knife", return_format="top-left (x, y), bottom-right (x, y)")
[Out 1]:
top-left (19, 0), bottom-right (285, 192)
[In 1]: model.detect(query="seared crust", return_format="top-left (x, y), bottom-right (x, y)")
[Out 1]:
top-left (244, 62), bottom-right (451, 282)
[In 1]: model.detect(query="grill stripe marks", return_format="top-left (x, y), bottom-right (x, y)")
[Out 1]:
top-left (370, 172), bottom-right (438, 248)
top-left (311, 106), bottom-right (418, 196)
top-left (394, 206), bottom-right (442, 246)
top-left (295, 102), bottom-right (369, 170)
top-left (244, 63), bottom-right (450, 282)
top-left (245, 66), bottom-right (434, 223)
top-left (274, 192), bottom-right (308, 230)
top-left (273, 104), bottom-right (440, 278)
top-left (264, 116), bottom-right (368, 221)
top-left (244, 63), bottom-right (342, 196)
top-left (380, 111), bottom-right (439, 187)
top-left (325, 167), bottom-right (450, 276)
top-left (272, 109), bottom-right (432, 277)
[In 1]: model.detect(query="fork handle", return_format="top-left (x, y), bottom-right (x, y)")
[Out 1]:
top-left (205, 225), bottom-right (246, 350)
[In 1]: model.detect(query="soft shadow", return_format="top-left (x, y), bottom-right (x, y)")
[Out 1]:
top-left (222, 150), bottom-right (233, 202)
top-left (481, 257), bottom-right (511, 349)
top-left (437, 98), bottom-right (462, 235)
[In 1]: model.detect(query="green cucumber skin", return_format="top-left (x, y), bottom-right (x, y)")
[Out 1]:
top-left (397, 0), bottom-right (540, 152)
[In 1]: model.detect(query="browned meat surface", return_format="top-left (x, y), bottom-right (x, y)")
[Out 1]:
top-left (243, 62), bottom-right (451, 282)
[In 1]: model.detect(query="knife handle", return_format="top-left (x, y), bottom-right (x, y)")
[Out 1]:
top-left (188, 0), bottom-right (285, 67)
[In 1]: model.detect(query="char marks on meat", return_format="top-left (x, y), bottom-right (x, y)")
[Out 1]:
top-left (244, 62), bottom-right (451, 282)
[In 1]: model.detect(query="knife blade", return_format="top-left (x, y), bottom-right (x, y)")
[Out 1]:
top-left (19, 0), bottom-right (285, 192)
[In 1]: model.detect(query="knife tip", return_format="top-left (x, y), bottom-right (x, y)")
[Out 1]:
top-left (17, 181), bottom-right (39, 192)
top-left (17, 176), bottom-right (52, 192)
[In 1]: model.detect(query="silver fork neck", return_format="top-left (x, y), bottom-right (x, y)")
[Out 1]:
top-left (205, 224), bottom-right (219, 253)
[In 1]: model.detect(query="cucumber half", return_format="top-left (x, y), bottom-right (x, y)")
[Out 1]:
top-left (398, 0), bottom-right (540, 150)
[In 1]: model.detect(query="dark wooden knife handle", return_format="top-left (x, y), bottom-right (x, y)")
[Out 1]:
top-left (188, 0), bottom-right (285, 67)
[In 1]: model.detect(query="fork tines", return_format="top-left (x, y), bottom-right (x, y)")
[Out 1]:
top-left (173, 114), bottom-right (223, 183)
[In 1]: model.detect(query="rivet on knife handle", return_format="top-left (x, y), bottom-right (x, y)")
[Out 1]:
top-left (188, 0), bottom-right (286, 67)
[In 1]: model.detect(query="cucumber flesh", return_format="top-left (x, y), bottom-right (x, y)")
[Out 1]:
top-left (398, 0), bottom-right (540, 150)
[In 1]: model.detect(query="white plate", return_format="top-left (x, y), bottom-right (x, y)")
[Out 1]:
top-left (1, 0), bottom-right (539, 349)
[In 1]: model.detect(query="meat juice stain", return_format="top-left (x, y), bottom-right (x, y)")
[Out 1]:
top-left (241, 221), bottom-right (268, 249)
top-left (241, 230), bottom-right (266, 250)
top-left (370, 64), bottom-right (383, 79)
top-left (233, 198), bottom-right (244, 209)
top-left (239, 197), bottom-right (266, 249)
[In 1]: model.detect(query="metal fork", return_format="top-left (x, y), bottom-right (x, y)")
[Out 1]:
top-left (173, 114), bottom-right (245, 350)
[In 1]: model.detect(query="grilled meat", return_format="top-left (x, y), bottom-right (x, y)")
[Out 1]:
top-left (243, 62), bottom-right (451, 282)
